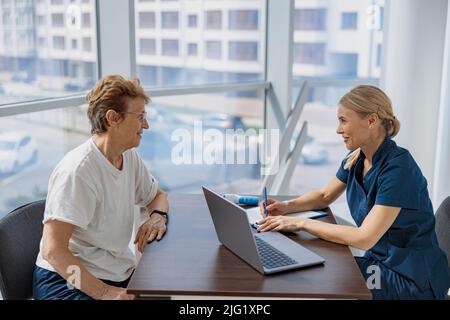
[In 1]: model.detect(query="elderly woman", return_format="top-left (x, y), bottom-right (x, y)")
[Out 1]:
top-left (257, 85), bottom-right (450, 299)
top-left (32, 75), bottom-right (169, 300)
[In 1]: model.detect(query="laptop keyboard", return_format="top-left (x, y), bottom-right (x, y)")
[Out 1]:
top-left (254, 236), bottom-right (298, 269)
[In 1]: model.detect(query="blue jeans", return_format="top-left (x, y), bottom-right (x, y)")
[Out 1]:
top-left (32, 266), bottom-right (132, 300)
top-left (355, 256), bottom-right (447, 300)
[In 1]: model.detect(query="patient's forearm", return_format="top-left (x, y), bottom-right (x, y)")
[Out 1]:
top-left (145, 190), bottom-right (169, 214)
top-left (43, 247), bottom-right (108, 299)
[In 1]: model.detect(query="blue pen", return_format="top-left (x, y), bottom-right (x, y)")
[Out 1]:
top-left (263, 186), bottom-right (268, 218)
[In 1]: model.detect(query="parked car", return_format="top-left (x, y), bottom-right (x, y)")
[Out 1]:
top-left (138, 112), bottom-right (260, 191)
top-left (0, 131), bottom-right (38, 175)
top-left (64, 81), bottom-right (85, 92)
top-left (291, 134), bottom-right (329, 165)
top-left (11, 71), bottom-right (30, 83)
top-left (201, 113), bottom-right (246, 131)
top-left (147, 104), bottom-right (185, 125)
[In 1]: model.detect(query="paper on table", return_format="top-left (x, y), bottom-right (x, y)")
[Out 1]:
top-left (245, 207), bottom-right (326, 224)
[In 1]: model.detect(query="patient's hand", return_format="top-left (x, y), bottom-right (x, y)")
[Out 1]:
top-left (134, 213), bottom-right (167, 253)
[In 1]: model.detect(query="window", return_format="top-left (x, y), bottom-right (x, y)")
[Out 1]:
top-left (139, 12), bottom-right (155, 29)
top-left (376, 43), bottom-right (382, 67)
top-left (294, 9), bottom-right (327, 31)
top-left (205, 41), bottom-right (221, 59)
top-left (0, 0), bottom-right (99, 98)
top-left (294, 43), bottom-right (325, 65)
top-left (135, 0), bottom-right (266, 87)
top-left (188, 14), bottom-right (197, 28)
top-left (228, 10), bottom-right (258, 30)
top-left (38, 37), bottom-right (46, 48)
top-left (161, 39), bottom-right (179, 56)
top-left (187, 43), bottom-right (198, 56)
top-left (82, 37), bottom-right (91, 52)
top-left (53, 36), bottom-right (65, 50)
top-left (161, 11), bottom-right (179, 29)
top-left (51, 13), bottom-right (64, 27)
top-left (205, 10), bottom-right (221, 30)
top-left (140, 38), bottom-right (156, 55)
top-left (228, 41), bottom-right (258, 61)
top-left (82, 12), bottom-right (91, 28)
top-left (341, 12), bottom-right (357, 30)
top-left (37, 14), bottom-right (45, 26)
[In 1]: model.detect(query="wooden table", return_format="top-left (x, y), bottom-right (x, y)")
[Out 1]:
top-left (127, 194), bottom-right (371, 299)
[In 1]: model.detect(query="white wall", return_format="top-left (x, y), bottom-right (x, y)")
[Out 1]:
top-left (381, 0), bottom-right (448, 201)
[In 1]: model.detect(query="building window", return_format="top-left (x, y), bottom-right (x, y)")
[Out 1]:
top-left (161, 39), bottom-right (179, 56)
top-left (205, 41), bottom-right (221, 59)
top-left (51, 13), bottom-right (64, 27)
top-left (228, 10), bottom-right (258, 30)
top-left (53, 36), bottom-right (65, 50)
top-left (294, 9), bottom-right (327, 31)
top-left (294, 43), bottom-right (326, 65)
top-left (71, 39), bottom-right (77, 50)
top-left (187, 43), bottom-right (197, 56)
top-left (376, 43), bottom-right (382, 67)
top-left (139, 12), bottom-right (155, 29)
top-left (205, 10), bottom-right (221, 30)
top-left (341, 12), bottom-right (357, 30)
top-left (38, 37), bottom-right (46, 48)
top-left (188, 14), bottom-right (197, 28)
top-left (228, 41), bottom-right (258, 61)
top-left (161, 11), bottom-right (178, 29)
top-left (82, 12), bottom-right (91, 28)
top-left (379, 6), bottom-right (384, 30)
top-left (140, 38), bottom-right (156, 55)
top-left (51, 0), bottom-right (63, 4)
top-left (37, 14), bottom-right (45, 26)
top-left (82, 37), bottom-right (91, 52)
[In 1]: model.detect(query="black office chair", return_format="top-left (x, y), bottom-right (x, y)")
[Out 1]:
top-left (435, 196), bottom-right (450, 299)
top-left (0, 200), bottom-right (45, 300)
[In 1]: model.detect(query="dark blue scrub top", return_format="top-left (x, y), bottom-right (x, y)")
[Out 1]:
top-left (336, 137), bottom-right (450, 296)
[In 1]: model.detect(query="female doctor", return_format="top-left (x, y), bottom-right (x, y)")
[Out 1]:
top-left (258, 85), bottom-right (450, 299)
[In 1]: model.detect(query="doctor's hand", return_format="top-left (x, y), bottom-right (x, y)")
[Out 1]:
top-left (134, 213), bottom-right (167, 253)
top-left (257, 215), bottom-right (305, 233)
top-left (259, 198), bottom-right (290, 217)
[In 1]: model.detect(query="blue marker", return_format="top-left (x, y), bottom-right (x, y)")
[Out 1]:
top-left (263, 186), bottom-right (268, 218)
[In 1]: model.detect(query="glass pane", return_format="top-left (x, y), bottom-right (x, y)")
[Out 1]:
top-left (0, 0), bottom-right (98, 105)
top-left (0, 105), bottom-right (90, 218)
top-left (135, 0), bottom-right (266, 87)
top-left (140, 90), bottom-right (264, 194)
top-left (291, 0), bottom-right (385, 202)
top-left (0, 88), bottom-right (264, 217)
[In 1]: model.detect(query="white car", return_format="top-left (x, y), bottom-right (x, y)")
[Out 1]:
top-left (0, 131), bottom-right (38, 175)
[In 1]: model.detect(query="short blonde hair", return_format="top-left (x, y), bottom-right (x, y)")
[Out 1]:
top-left (340, 85), bottom-right (400, 169)
top-left (86, 75), bottom-right (150, 134)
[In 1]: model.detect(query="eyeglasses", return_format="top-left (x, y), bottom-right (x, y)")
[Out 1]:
top-left (120, 111), bottom-right (148, 123)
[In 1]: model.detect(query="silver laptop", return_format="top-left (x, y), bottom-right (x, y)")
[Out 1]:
top-left (202, 186), bottom-right (325, 275)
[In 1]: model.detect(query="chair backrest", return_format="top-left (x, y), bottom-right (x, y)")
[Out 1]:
top-left (435, 196), bottom-right (450, 270)
top-left (0, 200), bottom-right (45, 300)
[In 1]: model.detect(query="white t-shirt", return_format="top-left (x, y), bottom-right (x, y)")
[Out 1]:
top-left (35, 138), bottom-right (158, 281)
